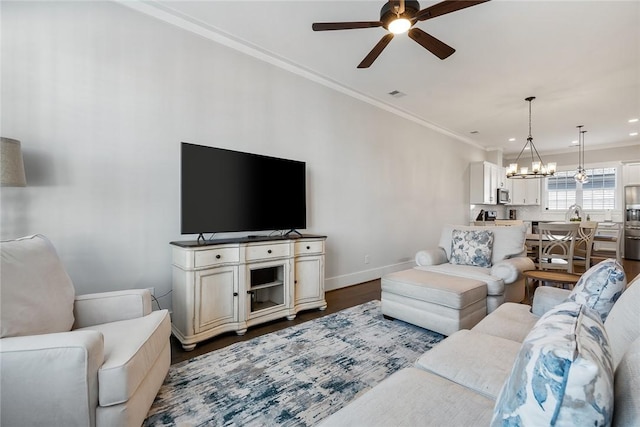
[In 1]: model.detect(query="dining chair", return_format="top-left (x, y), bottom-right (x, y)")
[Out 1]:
top-left (573, 221), bottom-right (598, 273)
top-left (591, 222), bottom-right (623, 264)
top-left (523, 222), bottom-right (581, 298)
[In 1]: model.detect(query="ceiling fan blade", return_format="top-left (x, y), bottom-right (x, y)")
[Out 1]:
top-left (415, 0), bottom-right (490, 21)
top-left (358, 33), bottom-right (394, 68)
top-left (312, 21), bottom-right (383, 31)
top-left (407, 28), bottom-right (455, 59)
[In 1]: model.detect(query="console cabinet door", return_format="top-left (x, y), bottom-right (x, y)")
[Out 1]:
top-left (294, 256), bottom-right (324, 305)
top-left (194, 266), bottom-right (238, 333)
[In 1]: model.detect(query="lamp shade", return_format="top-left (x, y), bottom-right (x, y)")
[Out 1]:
top-left (1, 137), bottom-right (27, 187)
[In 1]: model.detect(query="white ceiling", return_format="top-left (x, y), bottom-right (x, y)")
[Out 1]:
top-left (133, 0), bottom-right (640, 156)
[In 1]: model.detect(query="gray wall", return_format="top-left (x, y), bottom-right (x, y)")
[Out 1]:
top-left (1, 1), bottom-right (484, 310)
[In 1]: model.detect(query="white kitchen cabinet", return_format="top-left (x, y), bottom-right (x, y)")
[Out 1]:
top-left (623, 163), bottom-right (640, 186)
top-left (171, 235), bottom-right (326, 350)
top-left (509, 178), bottom-right (540, 205)
top-left (470, 161), bottom-right (502, 204)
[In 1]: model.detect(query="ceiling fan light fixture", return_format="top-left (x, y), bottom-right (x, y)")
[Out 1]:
top-left (388, 18), bottom-right (411, 34)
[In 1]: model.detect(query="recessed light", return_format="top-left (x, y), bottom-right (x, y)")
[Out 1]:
top-left (508, 138), bottom-right (516, 142)
top-left (470, 130), bottom-right (480, 134)
top-left (631, 132), bottom-right (639, 137)
top-left (388, 90), bottom-right (406, 98)
top-left (571, 140), bottom-right (579, 145)
top-left (629, 118), bottom-right (639, 123)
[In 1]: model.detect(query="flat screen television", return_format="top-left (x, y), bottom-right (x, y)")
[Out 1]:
top-left (181, 142), bottom-right (306, 235)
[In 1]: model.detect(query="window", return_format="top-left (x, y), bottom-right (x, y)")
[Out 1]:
top-left (547, 171), bottom-right (577, 210)
top-left (582, 168), bottom-right (616, 210)
top-left (546, 167), bottom-right (617, 210)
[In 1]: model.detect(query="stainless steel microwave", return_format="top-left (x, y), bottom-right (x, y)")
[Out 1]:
top-left (497, 188), bottom-right (510, 204)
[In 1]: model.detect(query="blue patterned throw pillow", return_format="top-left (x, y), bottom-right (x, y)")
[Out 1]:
top-left (450, 229), bottom-right (493, 268)
top-left (566, 258), bottom-right (626, 322)
top-left (491, 301), bottom-right (614, 427)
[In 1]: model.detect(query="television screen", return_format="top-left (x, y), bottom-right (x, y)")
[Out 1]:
top-left (181, 143), bottom-right (307, 235)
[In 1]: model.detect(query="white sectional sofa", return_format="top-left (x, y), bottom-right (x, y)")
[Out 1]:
top-left (321, 260), bottom-right (639, 426)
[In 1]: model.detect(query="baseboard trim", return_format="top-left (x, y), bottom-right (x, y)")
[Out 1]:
top-left (324, 261), bottom-right (415, 292)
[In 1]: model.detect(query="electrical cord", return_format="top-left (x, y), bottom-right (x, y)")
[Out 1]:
top-left (150, 289), bottom-right (172, 311)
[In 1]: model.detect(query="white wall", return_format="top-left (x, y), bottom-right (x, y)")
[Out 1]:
top-left (1, 1), bottom-right (484, 310)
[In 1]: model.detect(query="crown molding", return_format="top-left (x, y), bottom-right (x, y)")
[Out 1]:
top-left (114, 0), bottom-right (483, 150)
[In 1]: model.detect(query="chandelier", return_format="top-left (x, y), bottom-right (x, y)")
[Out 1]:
top-left (574, 125), bottom-right (589, 183)
top-left (506, 96), bottom-right (556, 179)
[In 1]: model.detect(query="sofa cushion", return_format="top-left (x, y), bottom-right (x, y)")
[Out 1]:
top-left (77, 309), bottom-right (171, 406)
top-left (440, 224), bottom-right (526, 265)
top-left (491, 301), bottom-right (614, 427)
top-left (450, 229), bottom-right (494, 267)
top-left (318, 367), bottom-right (495, 427)
top-left (1, 235), bottom-right (75, 338)
top-left (472, 302), bottom-right (538, 342)
top-left (566, 258), bottom-right (626, 322)
top-left (613, 336), bottom-right (640, 427)
top-left (604, 275), bottom-right (640, 368)
top-left (415, 330), bottom-right (521, 399)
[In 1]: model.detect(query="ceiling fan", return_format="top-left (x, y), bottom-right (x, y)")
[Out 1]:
top-left (312, 0), bottom-right (490, 68)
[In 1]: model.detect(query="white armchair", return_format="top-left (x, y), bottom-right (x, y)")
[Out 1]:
top-left (0, 235), bottom-right (171, 427)
top-left (414, 224), bottom-right (535, 312)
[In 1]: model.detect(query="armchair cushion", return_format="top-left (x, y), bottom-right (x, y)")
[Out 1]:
top-left (1, 235), bottom-right (75, 338)
top-left (77, 309), bottom-right (170, 407)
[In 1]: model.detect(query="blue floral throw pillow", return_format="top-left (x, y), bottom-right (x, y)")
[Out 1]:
top-left (566, 258), bottom-right (626, 322)
top-left (450, 229), bottom-right (493, 268)
top-left (491, 301), bottom-right (614, 427)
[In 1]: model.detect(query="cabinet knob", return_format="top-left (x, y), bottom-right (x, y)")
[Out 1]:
top-left (233, 292), bottom-right (238, 297)
top-left (267, 249), bottom-right (272, 254)
top-left (247, 290), bottom-right (254, 295)
top-left (306, 246), bottom-right (311, 250)
top-left (216, 254), bottom-right (221, 259)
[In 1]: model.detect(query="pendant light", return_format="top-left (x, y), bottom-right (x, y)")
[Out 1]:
top-left (574, 125), bottom-right (589, 184)
top-left (506, 96), bottom-right (556, 179)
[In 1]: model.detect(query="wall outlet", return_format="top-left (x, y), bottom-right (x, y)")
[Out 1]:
top-left (146, 287), bottom-right (155, 296)
top-left (364, 254), bottom-right (370, 264)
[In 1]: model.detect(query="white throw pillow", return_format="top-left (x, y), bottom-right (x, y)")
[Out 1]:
top-left (566, 258), bottom-right (626, 322)
top-left (0, 235), bottom-right (75, 338)
top-left (491, 301), bottom-right (614, 427)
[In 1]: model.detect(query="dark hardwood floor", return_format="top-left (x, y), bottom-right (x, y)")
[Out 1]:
top-left (170, 279), bottom-right (381, 364)
top-left (170, 258), bottom-right (640, 365)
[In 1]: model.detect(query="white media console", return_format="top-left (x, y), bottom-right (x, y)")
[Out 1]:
top-left (170, 234), bottom-right (327, 350)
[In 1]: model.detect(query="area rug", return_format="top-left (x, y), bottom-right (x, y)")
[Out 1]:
top-left (144, 300), bottom-right (444, 426)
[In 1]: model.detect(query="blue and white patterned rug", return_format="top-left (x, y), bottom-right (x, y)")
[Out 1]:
top-left (144, 300), bottom-right (444, 426)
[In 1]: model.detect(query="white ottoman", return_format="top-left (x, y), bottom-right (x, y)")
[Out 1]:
top-left (381, 269), bottom-right (487, 336)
